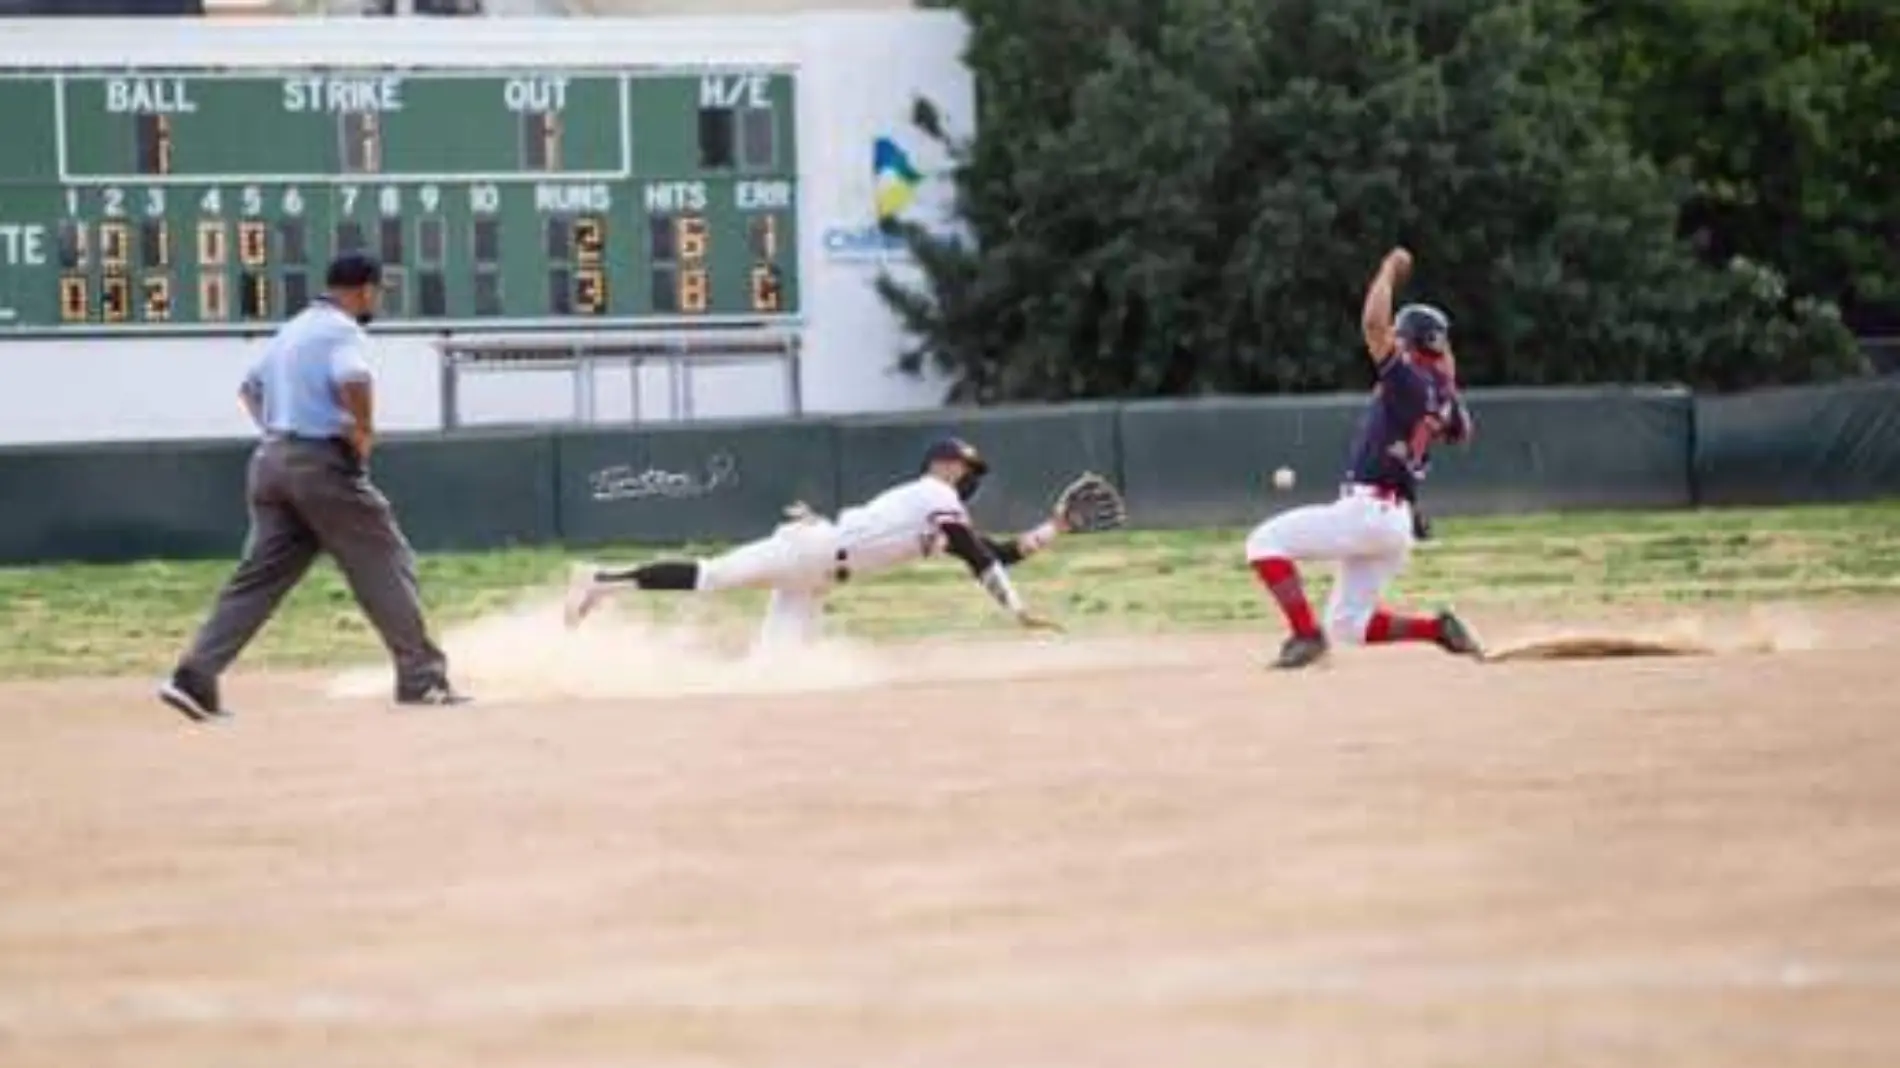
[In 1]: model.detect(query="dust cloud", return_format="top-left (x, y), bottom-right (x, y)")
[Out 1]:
top-left (324, 595), bottom-right (891, 702)
top-left (324, 594), bottom-right (1196, 703)
top-left (1482, 602), bottom-right (1824, 661)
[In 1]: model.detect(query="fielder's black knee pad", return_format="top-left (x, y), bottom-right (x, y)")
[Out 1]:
top-left (608, 560), bottom-right (697, 590)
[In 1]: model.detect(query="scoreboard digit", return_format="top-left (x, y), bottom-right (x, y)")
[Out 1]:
top-left (0, 69), bottom-right (800, 335)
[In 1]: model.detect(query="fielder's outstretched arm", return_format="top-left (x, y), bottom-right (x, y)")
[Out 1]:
top-left (939, 521), bottom-right (1021, 609)
top-left (939, 521), bottom-right (1059, 629)
top-left (979, 516), bottom-right (1062, 567)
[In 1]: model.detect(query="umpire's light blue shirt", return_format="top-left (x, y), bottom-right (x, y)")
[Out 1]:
top-left (242, 297), bottom-right (373, 437)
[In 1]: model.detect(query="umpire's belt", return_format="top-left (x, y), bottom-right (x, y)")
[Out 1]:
top-left (267, 432), bottom-right (355, 451)
top-left (267, 432), bottom-right (364, 472)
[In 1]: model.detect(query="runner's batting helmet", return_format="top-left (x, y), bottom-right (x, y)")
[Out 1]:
top-left (1394, 303), bottom-right (1451, 355)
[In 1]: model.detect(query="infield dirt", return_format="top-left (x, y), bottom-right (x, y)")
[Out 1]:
top-left (2, 601), bottom-right (1897, 1067)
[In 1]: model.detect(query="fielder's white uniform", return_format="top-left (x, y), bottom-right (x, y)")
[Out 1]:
top-left (589, 475), bottom-right (980, 651)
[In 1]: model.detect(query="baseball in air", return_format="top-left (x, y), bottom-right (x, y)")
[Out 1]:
top-left (1272, 466), bottom-right (1296, 491)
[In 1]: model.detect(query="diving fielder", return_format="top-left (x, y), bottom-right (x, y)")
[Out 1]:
top-left (565, 439), bottom-right (1124, 649)
top-left (1246, 247), bottom-right (1484, 669)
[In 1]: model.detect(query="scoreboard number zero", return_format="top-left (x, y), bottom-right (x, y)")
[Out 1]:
top-left (0, 68), bottom-right (800, 335)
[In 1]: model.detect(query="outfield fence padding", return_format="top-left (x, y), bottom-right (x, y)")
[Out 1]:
top-left (1116, 387), bottom-right (1695, 528)
top-left (1694, 380), bottom-right (1900, 506)
top-left (0, 382), bottom-right (1890, 565)
top-left (1422, 387), bottom-right (1695, 514)
top-left (0, 438), bottom-right (251, 564)
top-left (372, 430), bottom-right (560, 553)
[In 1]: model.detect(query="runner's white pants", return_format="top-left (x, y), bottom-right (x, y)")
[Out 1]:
top-left (1244, 486), bottom-right (1416, 643)
top-left (696, 517), bottom-right (844, 651)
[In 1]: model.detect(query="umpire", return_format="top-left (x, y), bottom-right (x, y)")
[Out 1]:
top-left (158, 252), bottom-right (467, 721)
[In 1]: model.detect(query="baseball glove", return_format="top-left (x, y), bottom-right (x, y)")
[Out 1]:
top-left (1054, 472), bottom-right (1127, 534)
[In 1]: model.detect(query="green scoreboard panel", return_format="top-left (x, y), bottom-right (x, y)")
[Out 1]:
top-left (0, 69), bottom-right (799, 335)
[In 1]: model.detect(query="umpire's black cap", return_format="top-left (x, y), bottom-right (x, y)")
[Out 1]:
top-left (326, 251), bottom-right (383, 289)
top-left (920, 436), bottom-right (988, 474)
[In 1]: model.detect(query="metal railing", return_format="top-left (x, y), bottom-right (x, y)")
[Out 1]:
top-left (436, 328), bottom-right (803, 429)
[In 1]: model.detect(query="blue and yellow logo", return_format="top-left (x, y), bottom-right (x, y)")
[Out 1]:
top-left (873, 136), bottom-right (923, 224)
top-left (823, 134), bottom-right (930, 260)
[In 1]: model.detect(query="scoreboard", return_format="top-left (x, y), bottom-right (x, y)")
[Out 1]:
top-left (0, 68), bottom-right (800, 335)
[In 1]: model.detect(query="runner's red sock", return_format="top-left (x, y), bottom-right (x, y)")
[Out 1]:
top-left (1365, 609), bottom-right (1441, 644)
top-left (1253, 557), bottom-right (1321, 639)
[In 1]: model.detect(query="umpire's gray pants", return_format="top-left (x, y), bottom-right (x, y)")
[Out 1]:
top-left (179, 436), bottom-right (448, 694)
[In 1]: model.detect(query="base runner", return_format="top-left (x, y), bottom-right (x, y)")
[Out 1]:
top-left (1246, 247), bottom-right (1485, 669)
top-left (563, 438), bottom-right (1127, 650)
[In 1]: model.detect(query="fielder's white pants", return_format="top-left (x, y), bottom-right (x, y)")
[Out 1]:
top-left (1244, 486), bottom-right (1416, 643)
top-left (696, 517), bottom-right (843, 651)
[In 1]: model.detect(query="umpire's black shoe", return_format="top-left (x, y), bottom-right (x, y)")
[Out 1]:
top-left (396, 681), bottom-right (472, 707)
top-left (157, 668), bottom-right (231, 723)
top-left (1434, 611), bottom-right (1484, 659)
top-left (1272, 633), bottom-right (1330, 670)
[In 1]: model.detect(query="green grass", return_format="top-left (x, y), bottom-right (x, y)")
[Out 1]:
top-left (3, 500), bottom-right (1899, 680)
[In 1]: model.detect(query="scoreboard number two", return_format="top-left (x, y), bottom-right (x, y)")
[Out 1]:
top-left (142, 276), bottom-right (172, 322)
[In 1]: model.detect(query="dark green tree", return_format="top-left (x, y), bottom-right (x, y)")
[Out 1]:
top-left (1584, 0), bottom-right (1900, 334)
top-left (883, 0), bottom-right (1864, 401)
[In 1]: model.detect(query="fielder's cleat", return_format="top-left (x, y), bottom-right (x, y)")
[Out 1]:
top-left (1271, 633), bottom-right (1330, 670)
top-left (563, 563), bottom-right (607, 629)
top-left (1434, 610), bottom-right (1484, 658)
top-left (157, 668), bottom-right (231, 723)
top-left (396, 681), bottom-right (472, 707)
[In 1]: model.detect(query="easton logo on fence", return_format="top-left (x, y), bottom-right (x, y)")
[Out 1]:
top-left (588, 454), bottom-right (739, 502)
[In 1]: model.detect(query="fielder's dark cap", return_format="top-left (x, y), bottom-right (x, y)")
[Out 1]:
top-left (326, 252), bottom-right (383, 289)
top-left (921, 436), bottom-right (988, 473)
